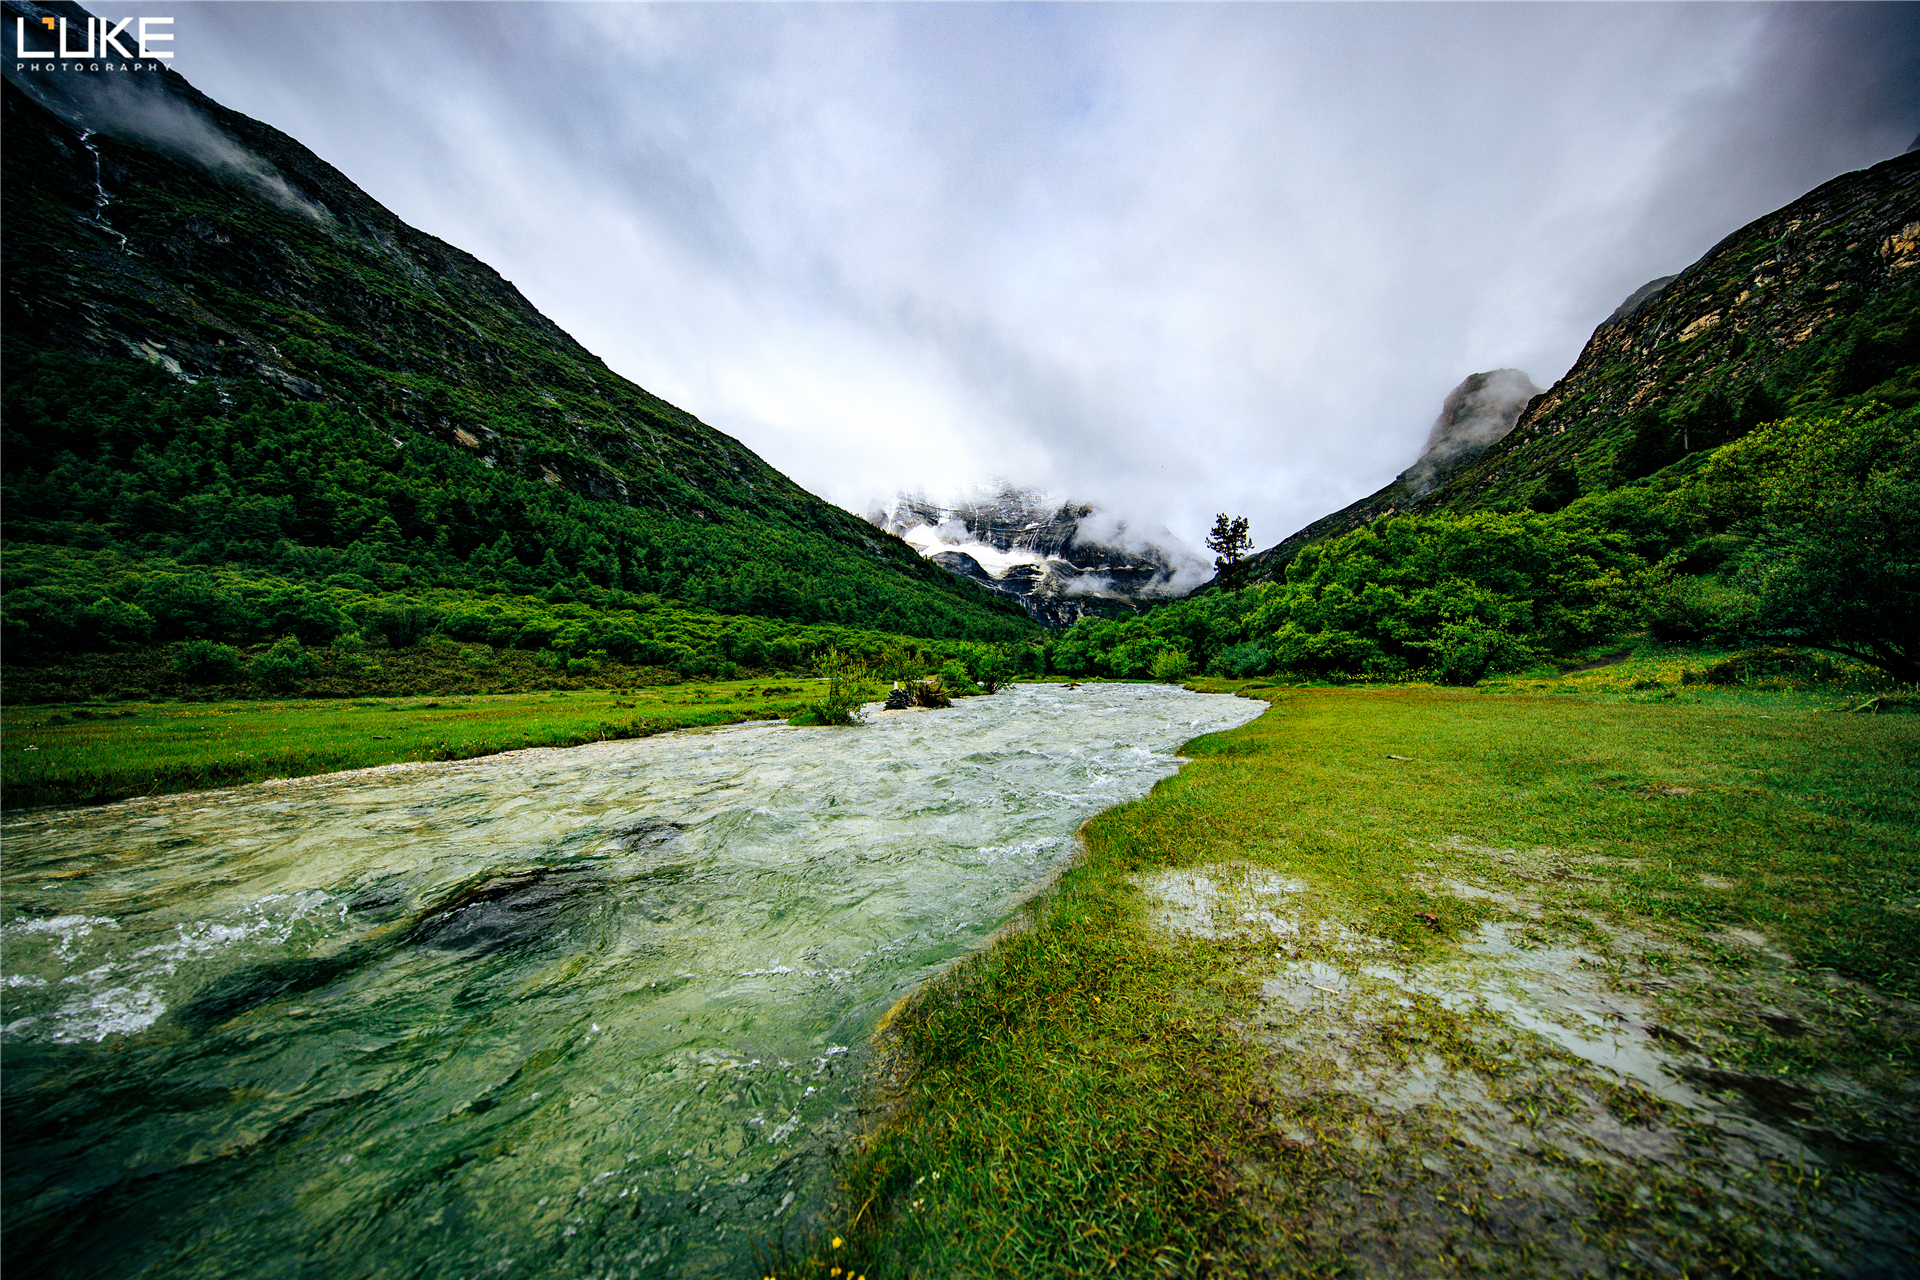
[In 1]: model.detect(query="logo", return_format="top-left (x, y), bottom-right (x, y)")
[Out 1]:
top-left (15, 14), bottom-right (172, 70)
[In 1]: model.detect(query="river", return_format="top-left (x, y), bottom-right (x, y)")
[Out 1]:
top-left (1, 683), bottom-right (1261, 1279)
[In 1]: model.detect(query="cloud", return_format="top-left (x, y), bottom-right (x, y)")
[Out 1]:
top-left (1404, 369), bottom-right (1543, 496)
top-left (4, 4), bottom-right (330, 223)
top-left (118, 3), bottom-right (1920, 551)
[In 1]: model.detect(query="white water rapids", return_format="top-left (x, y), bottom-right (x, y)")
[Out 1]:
top-left (0, 683), bottom-right (1262, 1279)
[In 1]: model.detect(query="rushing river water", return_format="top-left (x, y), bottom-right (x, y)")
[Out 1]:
top-left (1, 683), bottom-right (1261, 1279)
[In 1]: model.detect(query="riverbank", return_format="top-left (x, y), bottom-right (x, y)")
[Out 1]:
top-left (796, 682), bottom-right (1919, 1277)
top-left (0, 680), bottom-right (819, 810)
top-left (2, 638), bottom-right (1888, 813)
top-left (1, 683), bottom-right (1262, 1280)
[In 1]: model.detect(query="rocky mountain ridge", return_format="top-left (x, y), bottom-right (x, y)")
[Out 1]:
top-left (1222, 368), bottom-right (1541, 581)
top-left (869, 489), bottom-right (1206, 626)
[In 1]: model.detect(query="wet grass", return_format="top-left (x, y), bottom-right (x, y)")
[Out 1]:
top-left (786, 683), bottom-right (1920, 1278)
top-left (0, 679), bottom-right (820, 810)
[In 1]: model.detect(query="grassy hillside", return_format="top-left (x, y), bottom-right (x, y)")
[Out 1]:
top-left (1230, 150), bottom-right (1919, 584)
top-left (1, 53), bottom-right (1034, 677)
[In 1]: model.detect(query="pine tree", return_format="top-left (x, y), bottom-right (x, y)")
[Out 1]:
top-left (1206, 514), bottom-right (1253, 587)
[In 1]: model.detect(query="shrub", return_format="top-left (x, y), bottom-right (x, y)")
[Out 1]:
top-left (250, 635), bottom-right (319, 691)
top-left (1643, 574), bottom-right (1758, 643)
top-left (1209, 641), bottom-right (1274, 679)
top-left (259, 588), bottom-right (351, 645)
top-left (676, 653), bottom-right (737, 681)
top-left (1258, 511), bottom-right (1639, 679)
top-left (80, 596), bottom-right (154, 648)
top-left (135, 575), bottom-right (254, 642)
top-left (937, 658), bottom-right (981, 696)
top-left (1692, 402), bottom-right (1919, 681)
top-left (800, 647), bottom-right (875, 725)
top-left (1690, 647), bottom-right (1841, 688)
top-left (355, 600), bottom-right (442, 649)
top-left (973, 648), bottom-right (1014, 693)
top-left (1150, 648), bottom-right (1193, 683)
top-left (175, 640), bottom-right (246, 683)
top-left (1427, 619), bottom-right (1532, 687)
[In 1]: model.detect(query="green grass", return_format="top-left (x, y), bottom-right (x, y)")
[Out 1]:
top-left (6, 666), bottom-right (1915, 1271)
top-left (1, 679), bottom-right (821, 810)
top-left (787, 683), bottom-right (1920, 1279)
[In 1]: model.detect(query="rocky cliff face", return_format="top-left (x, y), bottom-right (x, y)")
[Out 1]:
top-left (1221, 147), bottom-right (1919, 589)
top-left (869, 489), bottom-right (1206, 625)
top-left (1403, 369), bottom-right (1543, 497)
top-left (1436, 150), bottom-right (1918, 512)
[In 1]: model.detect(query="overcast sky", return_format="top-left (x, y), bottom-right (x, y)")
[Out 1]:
top-left (156, 2), bottom-right (1918, 554)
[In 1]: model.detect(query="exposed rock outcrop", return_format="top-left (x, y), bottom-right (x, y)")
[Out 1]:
top-left (1404, 369), bottom-right (1543, 497)
top-left (869, 488), bottom-right (1207, 625)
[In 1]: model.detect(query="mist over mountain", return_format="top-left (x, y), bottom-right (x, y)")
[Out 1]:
top-left (868, 488), bottom-right (1207, 626)
top-left (1402, 369), bottom-right (1543, 498)
top-left (1214, 145), bottom-right (1920, 591)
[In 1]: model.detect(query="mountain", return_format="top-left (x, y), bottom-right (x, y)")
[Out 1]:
top-left (0, 0), bottom-right (1034, 646)
top-left (1224, 148), bottom-right (1920, 587)
top-left (1230, 369), bottom-right (1541, 578)
top-left (868, 488), bottom-right (1208, 626)
top-left (1402, 369), bottom-right (1544, 497)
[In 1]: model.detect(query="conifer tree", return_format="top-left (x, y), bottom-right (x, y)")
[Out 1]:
top-left (1207, 514), bottom-right (1253, 587)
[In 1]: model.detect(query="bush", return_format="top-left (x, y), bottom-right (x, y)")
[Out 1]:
top-left (1209, 641), bottom-right (1274, 679)
top-left (355, 600), bottom-right (442, 649)
top-left (1685, 646), bottom-right (1841, 688)
top-left (1259, 511), bottom-right (1639, 679)
top-left (973, 649), bottom-right (1014, 693)
top-left (937, 658), bottom-right (981, 696)
top-left (1691, 402), bottom-right (1919, 681)
top-left (250, 635), bottom-right (319, 691)
top-left (175, 640), bottom-right (246, 683)
top-left (1643, 575), bottom-right (1758, 644)
top-left (135, 575), bottom-right (254, 642)
top-left (800, 647), bottom-right (875, 725)
top-left (1427, 619), bottom-right (1532, 687)
top-left (80, 596), bottom-right (154, 648)
top-left (676, 653), bottom-right (737, 681)
top-left (259, 588), bottom-right (351, 645)
top-left (1150, 648), bottom-right (1193, 683)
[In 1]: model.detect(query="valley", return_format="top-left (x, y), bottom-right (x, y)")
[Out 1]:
top-left (3, 4), bottom-right (1917, 1278)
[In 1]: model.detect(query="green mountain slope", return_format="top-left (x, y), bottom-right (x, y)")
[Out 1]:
top-left (1, 5), bottom-right (1033, 658)
top-left (1064, 151), bottom-right (1917, 687)
top-left (1230, 148), bottom-right (1919, 584)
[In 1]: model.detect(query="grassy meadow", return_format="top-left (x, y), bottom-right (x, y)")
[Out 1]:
top-left (0, 679), bottom-right (819, 810)
top-left (3, 644), bottom-right (1915, 1274)
top-left (786, 676), bottom-right (1919, 1278)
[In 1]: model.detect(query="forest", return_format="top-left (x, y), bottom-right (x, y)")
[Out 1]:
top-left (5, 347), bottom-right (1913, 700)
top-left (1046, 394), bottom-right (1917, 688)
top-left (1, 349), bottom-right (1037, 696)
